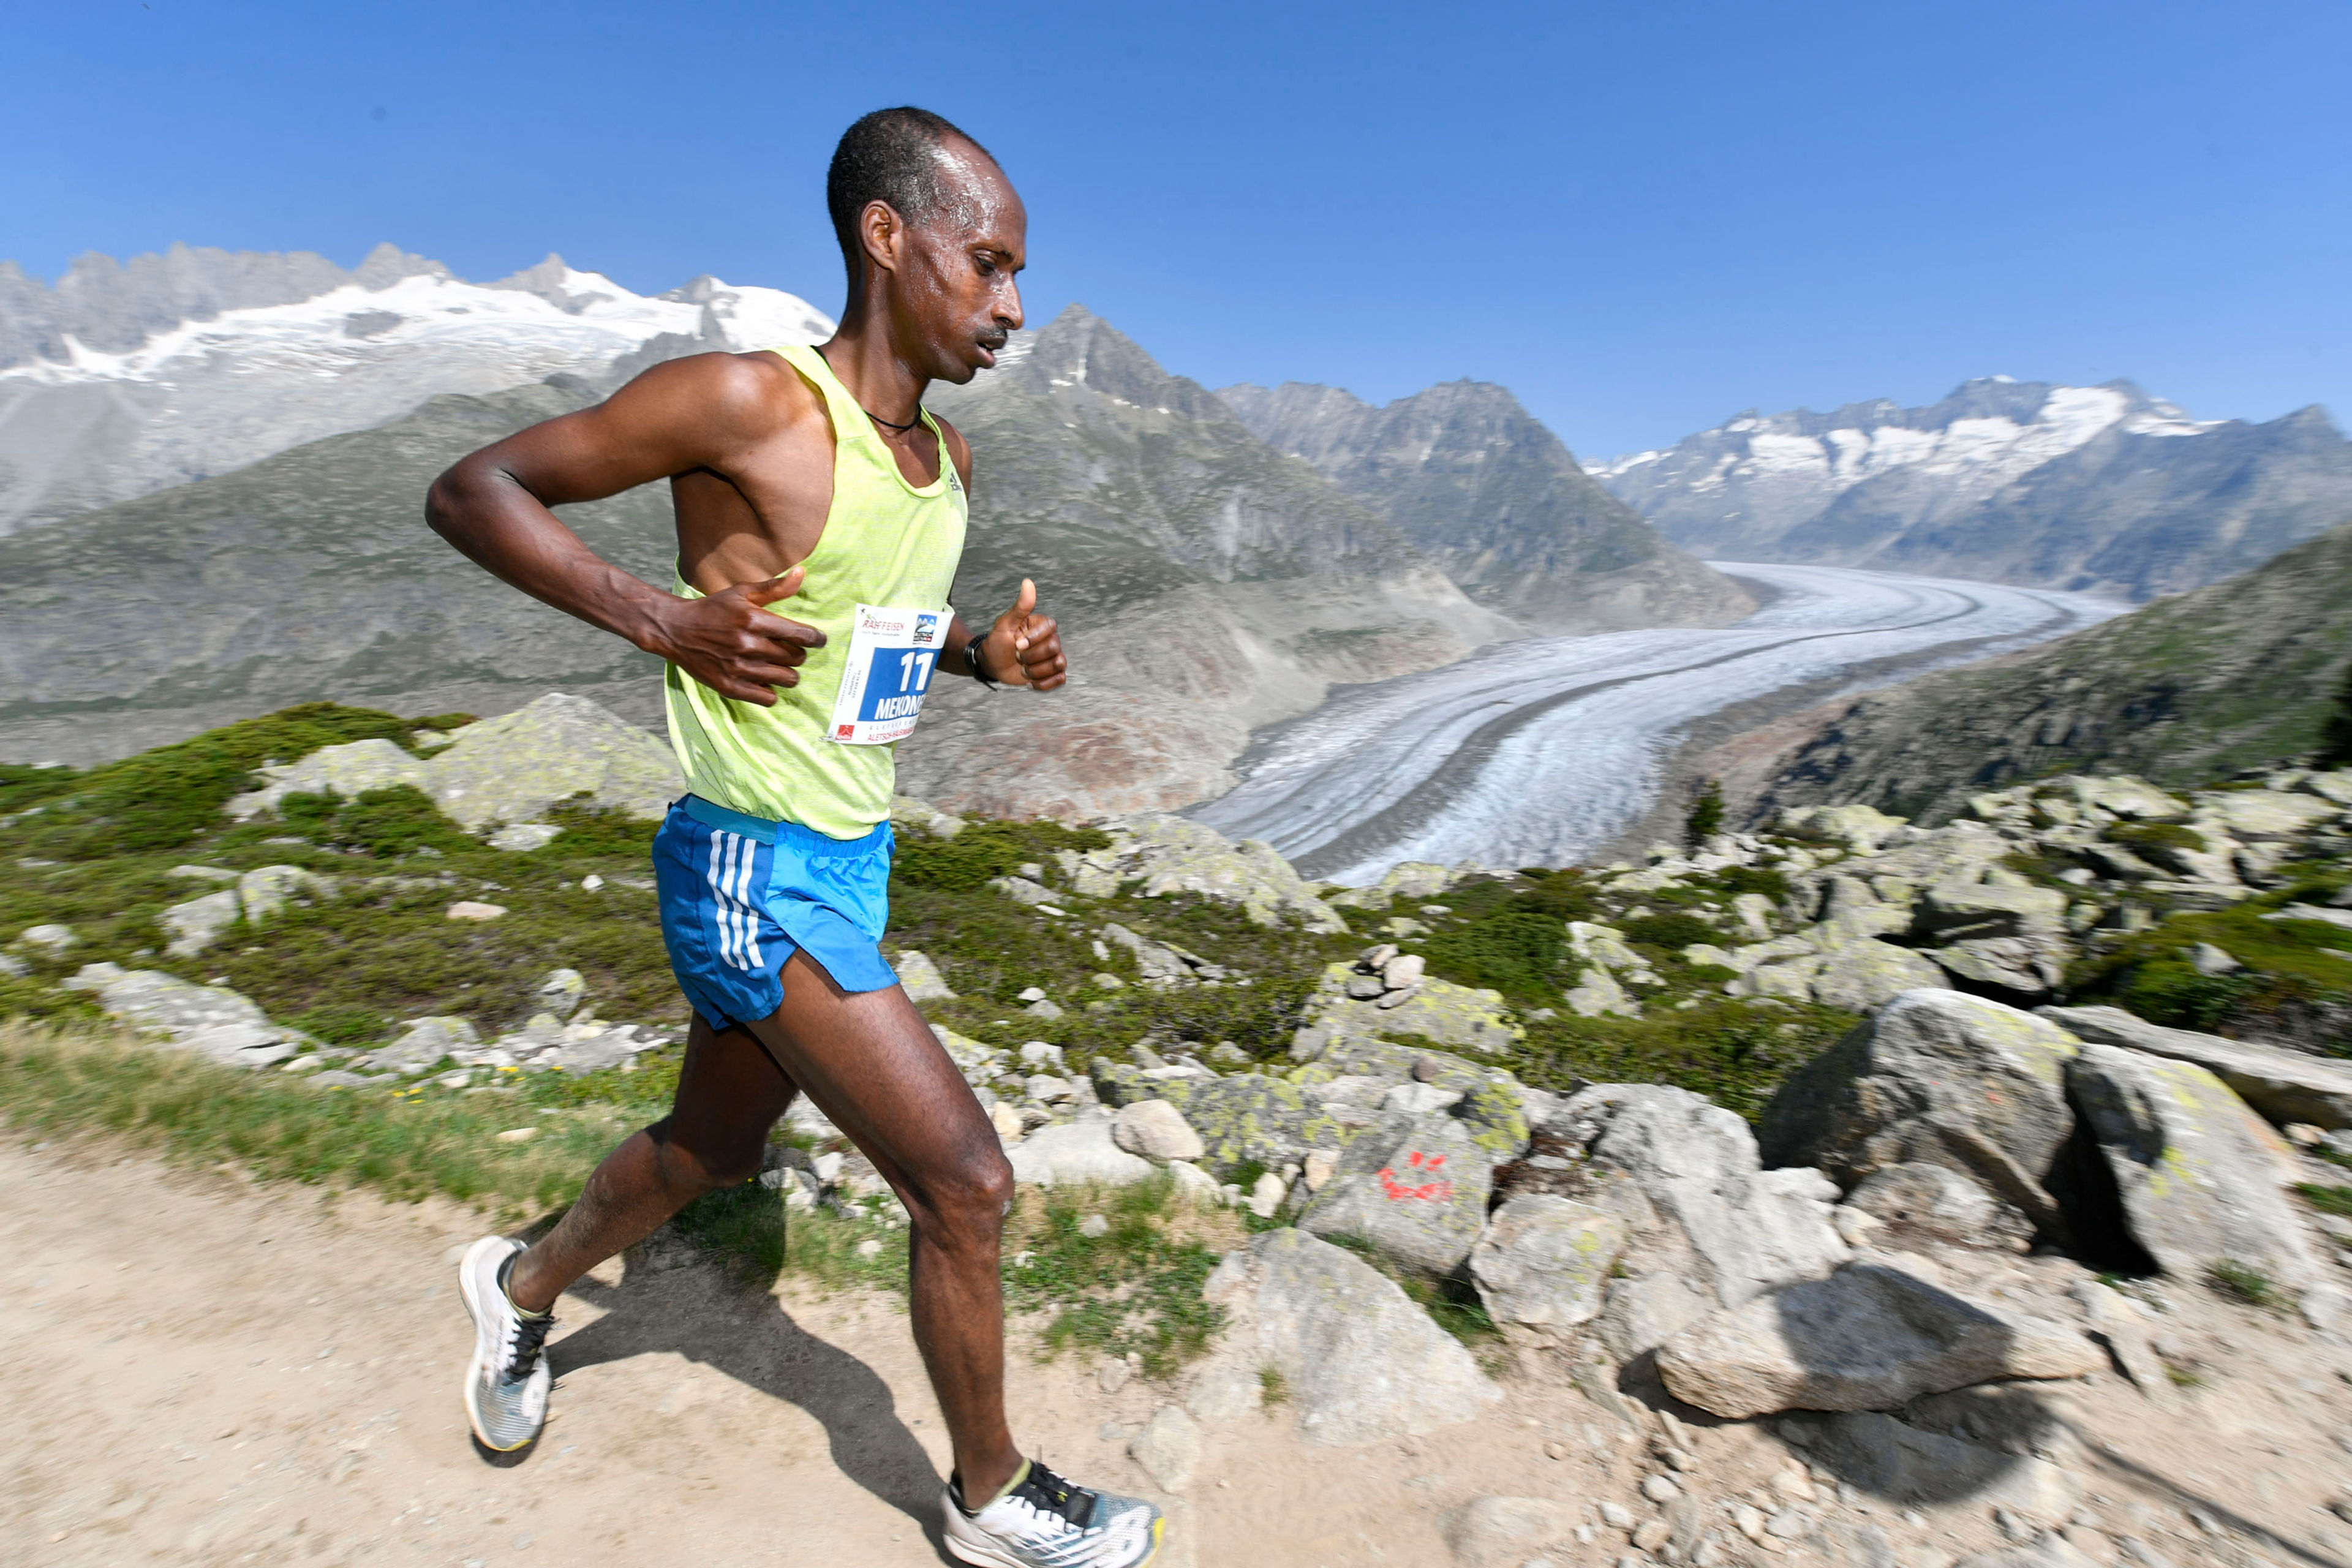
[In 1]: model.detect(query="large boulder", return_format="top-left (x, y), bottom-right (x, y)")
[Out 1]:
top-left (227, 736), bottom-right (430, 818)
top-left (1092, 1067), bottom-right (1362, 1178)
top-left (1845, 1163), bottom-right (2033, 1251)
top-left (1758, 990), bottom-right (2081, 1235)
top-left (1298, 1114), bottom-right (1497, 1278)
top-left (1005, 1120), bottom-right (1156, 1188)
top-left (1569, 1084), bottom-right (1849, 1312)
top-left (62, 963), bottom-right (303, 1069)
top-left (1806, 939), bottom-right (1951, 1012)
top-left (2041, 1004), bottom-right (2352, 1131)
top-left (1293, 962), bottom-right (1524, 1057)
top-left (2066, 1043), bottom-right (2332, 1321)
top-left (1655, 1262), bottom-right (2103, 1419)
top-left (1183, 1228), bottom-right (1499, 1444)
top-left (421, 693), bottom-right (683, 829)
top-left (1469, 1194), bottom-right (1627, 1333)
top-left (1081, 814), bottom-right (1347, 930)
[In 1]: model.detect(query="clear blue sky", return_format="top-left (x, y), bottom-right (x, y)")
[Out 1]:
top-left (4, 0), bottom-right (2346, 457)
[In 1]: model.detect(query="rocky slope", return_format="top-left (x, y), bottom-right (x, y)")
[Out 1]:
top-left (15, 704), bottom-right (2352, 1568)
top-left (1595, 377), bottom-right (2352, 600)
top-left (1725, 523), bottom-right (2352, 827)
top-left (1220, 379), bottom-right (1753, 632)
top-left (0, 243), bottom-right (830, 535)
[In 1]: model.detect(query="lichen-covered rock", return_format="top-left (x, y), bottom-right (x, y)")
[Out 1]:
top-left (1469, 1194), bottom-right (1628, 1333)
top-left (62, 963), bottom-right (303, 1069)
top-left (892, 949), bottom-right (957, 1003)
top-left (1087, 813), bottom-right (1347, 930)
top-left (1932, 936), bottom-right (2068, 1001)
top-left (1298, 1114), bottom-right (1496, 1278)
top-left (1565, 963), bottom-right (1638, 1017)
top-left (2067, 1042), bottom-right (2331, 1321)
top-left (1294, 962), bottom-right (1524, 1057)
top-left (235, 864), bottom-right (332, 924)
top-left (1806, 938), bottom-right (1949, 1012)
top-left (1778, 803), bottom-right (1910, 855)
top-left (228, 737), bottom-right (429, 819)
top-left (1092, 1066), bottom-right (1359, 1178)
top-left (1185, 1228), bottom-right (1499, 1444)
top-left (1442, 1496), bottom-right (1578, 1568)
top-left (366, 1015), bottom-right (482, 1072)
top-left (2192, 788), bottom-right (2337, 840)
top-left (1328, 861), bottom-right (1455, 909)
top-left (2041, 1004), bottom-right (2352, 1130)
top-left (1915, 881), bottom-right (2068, 941)
top-left (1656, 1262), bottom-right (2103, 1418)
top-left (1758, 990), bottom-right (2081, 1235)
top-left (422, 692), bottom-right (684, 830)
top-left (159, 889), bottom-right (243, 957)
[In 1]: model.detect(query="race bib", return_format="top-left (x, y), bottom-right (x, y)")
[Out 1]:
top-left (827, 603), bottom-right (951, 745)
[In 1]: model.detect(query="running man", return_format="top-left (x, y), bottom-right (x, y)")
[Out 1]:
top-left (424, 108), bottom-right (1163, 1568)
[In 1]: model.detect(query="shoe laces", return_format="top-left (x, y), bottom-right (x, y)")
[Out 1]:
top-left (503, 1303), bottom-right (554, 1384)
top-left (1007, 1459), bottom-right (1096, 1534)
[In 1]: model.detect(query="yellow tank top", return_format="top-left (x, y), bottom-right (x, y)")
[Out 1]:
top-left (662, 342), bottom-right (968, 839)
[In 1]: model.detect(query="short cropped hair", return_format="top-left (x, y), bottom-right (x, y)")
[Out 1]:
top-left (826, 107), bottom-right (997, 279)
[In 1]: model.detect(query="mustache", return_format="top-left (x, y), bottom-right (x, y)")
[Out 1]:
top-left (975, 326), bottom-right (1009, 352)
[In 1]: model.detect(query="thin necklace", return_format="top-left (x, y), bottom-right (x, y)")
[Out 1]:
top-left (815, 346), bottom-right (924, 432)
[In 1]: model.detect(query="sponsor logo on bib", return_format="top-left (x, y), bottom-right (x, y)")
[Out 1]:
top-left (827, 602), bottom-right (951, 746)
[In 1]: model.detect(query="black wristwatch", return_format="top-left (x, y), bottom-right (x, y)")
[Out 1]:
top-left (963, 637), bottom-right (1001, 689)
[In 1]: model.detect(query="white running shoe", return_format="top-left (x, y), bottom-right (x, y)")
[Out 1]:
top-left (457, 1235), bottom-right (553, 1452)
top-left (943, 1459), bottom-right (1164, 1567)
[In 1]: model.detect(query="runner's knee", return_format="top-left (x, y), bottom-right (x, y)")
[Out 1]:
top-left (913, 1144), bottom-right (1014, 1238)
top-left (649, 1120), bottom-right (764, 1194)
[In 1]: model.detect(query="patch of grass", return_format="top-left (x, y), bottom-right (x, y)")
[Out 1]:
top-left (16, 702), bottom-right (430, 859)
top-left (1257, 1365), bottom-right (1288, 1408)
top-left (1501, 1000), bottom-right (1857, 1121)
top-left (1011, 1177), bottom-right (1232, 1376)
top-left (1711, 865), bottom-right (1790, 902)
top-left (2207, 1258), bottom-right (2283, 1310)
top-left (279, 785), bottom-right (478, 859)
top-left (1422, 910), bottom-right (1566, 997)
top-left (892, 819), bottom-right (1108, 893)
top-left (2066, 889), bottom-right (2352, 1037)
top-left (2108, 820), bottom-right (2207, 856)
top-left (1620, 912), bottom-right (1719, 952)
top-left (0, 1019), bottom-right (628, 1214)
top-left (2296, 1182), bottom-right (2352, 1216)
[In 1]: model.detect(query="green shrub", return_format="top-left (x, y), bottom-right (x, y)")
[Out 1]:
top-left (891, 819), bottom-right (1106, 892)
top-left (0, 762), bottom-right (84, 816)
top-left (1622, 912), bottom-right (1719, 952)
top-left (2109, 821), bottom-right (2207, 855)
top-left (1422, 911), bottom-right (1566, 998)
top-left (1684, 780), bottom-right (1725, 849)
top-left (279, 785), bottom-right (477, 859)
top-left (1711, 865), bottom-right (1790, 902)
top-left (2296, 1183), bottom-right (2352, 1216)
top-left (544, 797), bottom-right (660, 859)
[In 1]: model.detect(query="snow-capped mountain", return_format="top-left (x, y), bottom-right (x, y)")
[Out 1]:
top-left (0, 243), bottom-right (832, 535)
top-left (1591, 377), bottom-right (2352, 599)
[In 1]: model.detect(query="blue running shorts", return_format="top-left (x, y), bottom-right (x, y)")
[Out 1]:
top-left (653, 794), bottom-right (900, 1029)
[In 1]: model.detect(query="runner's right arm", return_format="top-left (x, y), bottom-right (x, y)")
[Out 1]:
top-left (424, 352), bottom-right (826, 706)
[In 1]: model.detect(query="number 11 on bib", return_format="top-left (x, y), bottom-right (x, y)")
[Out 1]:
top-left (829, 603), bottom-right (951, 745)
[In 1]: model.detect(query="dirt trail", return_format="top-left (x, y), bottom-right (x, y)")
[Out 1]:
top-left (10, 1137), bottom-right (2352, 1568)
top-left (0, 1139), bottom-right (1548, 1567)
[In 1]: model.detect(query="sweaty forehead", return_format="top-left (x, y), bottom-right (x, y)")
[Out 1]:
top-left (925, 140), bottom-right (1023, 237)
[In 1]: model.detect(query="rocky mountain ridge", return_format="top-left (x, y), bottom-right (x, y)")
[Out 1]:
top-left (0, 242), bottom-right (831, 534)
top-left (1595, 376), bottom-right (2352, 600)
top-left (1219, 378), bottom-right (1753, 632)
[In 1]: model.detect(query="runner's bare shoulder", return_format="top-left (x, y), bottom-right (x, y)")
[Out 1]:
top-left (929, 410), bottom-right (975, 489)
top-left (601, 347), bottom-right (824, 447)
